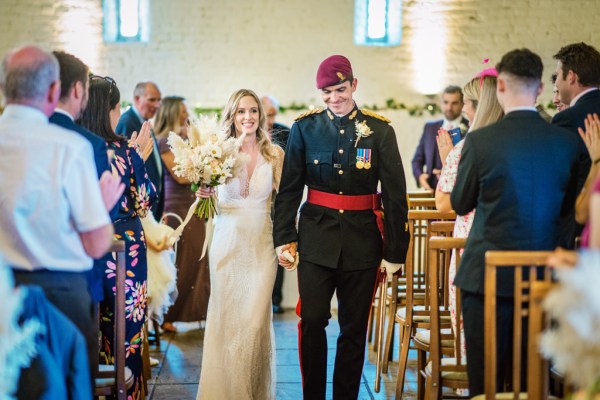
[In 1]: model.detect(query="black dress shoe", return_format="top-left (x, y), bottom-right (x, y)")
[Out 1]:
top-left (272, 305), bottom-right (284, 314)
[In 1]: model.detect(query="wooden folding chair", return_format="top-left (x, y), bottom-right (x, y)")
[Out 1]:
top-left (471, 251), bottom-right (557, 400)
top-left (423, 237), bottom-right (468, 399)
top-left (389, 210), bottom-right (456, 399)
top-left (408, 197), bottom-right (437, 210)
top-left (408, 189), bottom-right (434, 199)
top-left (95, 240), bottom-right (131, 400)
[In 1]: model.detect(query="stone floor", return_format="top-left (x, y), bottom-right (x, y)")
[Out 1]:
top-left (147, 311), bottom-right (421, 400)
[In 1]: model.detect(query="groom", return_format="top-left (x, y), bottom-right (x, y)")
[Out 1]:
top-left (274, 54), bottom-right (410, 399)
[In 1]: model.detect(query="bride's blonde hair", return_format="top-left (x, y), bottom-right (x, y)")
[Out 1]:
top-left (221, 89), bottom-right (275, 163)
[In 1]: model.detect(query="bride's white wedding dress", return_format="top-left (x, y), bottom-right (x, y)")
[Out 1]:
top-left (197, 150), bottom-right (282, 400)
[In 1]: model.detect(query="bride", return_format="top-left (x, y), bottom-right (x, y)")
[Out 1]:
top-left (196, 89), bottom-right (284, 399)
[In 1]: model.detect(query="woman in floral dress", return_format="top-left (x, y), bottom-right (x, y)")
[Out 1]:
top-left (79, 75), bottom-right (156, 399)
top-left (435, 70), bottom-right (503, 359)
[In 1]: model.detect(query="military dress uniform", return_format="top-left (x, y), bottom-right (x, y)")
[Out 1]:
top-left (273, 104), bottom-right (410, 399)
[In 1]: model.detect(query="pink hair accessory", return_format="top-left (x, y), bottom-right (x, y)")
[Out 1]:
top-left (475, 58), bottom-right (498, 89)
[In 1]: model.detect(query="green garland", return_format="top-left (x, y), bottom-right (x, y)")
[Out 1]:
top-left (120, 98), bottom-right (557, 118)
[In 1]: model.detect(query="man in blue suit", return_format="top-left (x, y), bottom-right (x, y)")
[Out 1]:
top-left (49, 50), bottom-right (118, 386)
top-left (411, 85), bottom-right (468, 190)
top-left (116, 81), bottom-right (164, 220)
top-left (451, 48), bottom-right (580, 395)
top-left (551, 42), bottom-right (600, 248)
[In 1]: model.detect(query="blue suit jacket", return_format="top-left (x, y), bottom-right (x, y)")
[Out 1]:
top-left (115, 107), bottom-right (164, 219)
top-left (552, 89), bottom-right (600, 247)
top-left (451, 111), bottom-right (579, 296)
top-left (50, 112), bottom-right (114, 302)
top-left (411, 118), bottom-right (468, 188)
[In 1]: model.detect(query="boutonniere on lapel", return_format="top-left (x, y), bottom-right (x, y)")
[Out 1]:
top-left (354, 120), bottom-right (373, 147)
top-left (459, 122), bottom-right (469, 134)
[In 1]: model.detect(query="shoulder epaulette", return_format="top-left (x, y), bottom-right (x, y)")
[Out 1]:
top-left (294, 107), bottom-right (324, 121)
top-left (360, 109), bottom-right (391, 123)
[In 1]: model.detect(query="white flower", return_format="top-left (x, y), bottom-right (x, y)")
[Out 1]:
top-left (354, 120), bottom-right (374, 147)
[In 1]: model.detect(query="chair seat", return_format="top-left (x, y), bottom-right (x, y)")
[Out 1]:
top-left (414, 328), bottom-right (454, 348)
top-left (396, 305), bottom-right (451, 323)
top-left (96, 364), bottom-right (135, 389)
top-left (471, 393), bottom-right (559, 399)
top-left (425, 357), bottom-right (468, 381)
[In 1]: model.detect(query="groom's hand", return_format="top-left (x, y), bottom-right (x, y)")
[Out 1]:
top-left (277, 242), bottom-right (298, 269)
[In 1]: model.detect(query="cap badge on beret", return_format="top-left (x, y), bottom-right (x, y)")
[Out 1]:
top-left (336, 72), bottom-right (346, 81)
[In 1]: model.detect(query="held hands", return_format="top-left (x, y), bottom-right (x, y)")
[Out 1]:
top-left (99, 168), bottom-right (125, 211)
top-left (380, 259), bottom-right (403, 280)
top-left (436, 128), bottom-right (454, 167)
top-left (130, 121), bottom-right (154, 161)
top-left (276, 242), bottom-right (299, 270)
top-left (578, 113), bottom-right (600, 163)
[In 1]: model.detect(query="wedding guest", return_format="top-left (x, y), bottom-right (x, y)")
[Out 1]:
top-left (552, 42), bottom-right (600, 248)
top-left (196, 89), bottom-right (284, 399)
top-left (451, 48), bottom-right (579, 395)
top-left (155, 96), bottom-right (210, 332)
top-left (261, 94), bottom-right (289, 314)
top-left (435, 68), bottom-right (503, 362)
top-left (0, 46), bottom-right (120, 397)
top-left (412, 85), bottom-right (467, 190)
top-left (274, 55), bottom-right (410, 399)
top-left (79, 75), bottom-right (157, 398)
top-left (116, 81), bottom-right (164, 220)
top-left (551, 73), bottom-right (569, 112)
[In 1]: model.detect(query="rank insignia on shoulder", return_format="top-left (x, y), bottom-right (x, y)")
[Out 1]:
top-left (360, 109), bottom-right (391, 123)
top-left (294, 107), bottom-right (324, 121)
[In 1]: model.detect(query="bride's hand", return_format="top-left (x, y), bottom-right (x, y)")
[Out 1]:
top-left (195, 185), bottom-right (215, 199)
top-left (436, 128), bottom-right (454, 167)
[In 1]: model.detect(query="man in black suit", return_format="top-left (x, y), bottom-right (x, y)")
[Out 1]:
top-left (116, 81), bottom-right (164, 220)
top-left (274, 55), bottom-right (410, 399)
top-left (451, 49), bottom-right (580, 395)
top-left (411, 85), bottom-right (468, 190)
top-left (551, 42), bottom-right (600, 248)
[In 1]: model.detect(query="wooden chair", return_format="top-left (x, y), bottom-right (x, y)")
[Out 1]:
top-left (408, 197), bottom-right (437, 210)
top-left (423, 237), bottom-right (469, 399)
top-left (389, 210), bottom-right (456, 399)
top-left (408, 189), bottom-right (434, 199)
top-left (472, 251), bottom-right (556, 400)
top-left (95, 240), bottom-right (131, 400)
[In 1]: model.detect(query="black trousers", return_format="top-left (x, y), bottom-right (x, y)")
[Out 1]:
top-left (461, 289), bottom-right (528, 396)
top-left (272, 264), bottom-right (284, 307)
top-left (12, 269), bottom-right (96, 390)
top-left (297, 261), bottom-right (378, 400)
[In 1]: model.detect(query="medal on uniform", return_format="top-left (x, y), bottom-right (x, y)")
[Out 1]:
top-left (364, 149), bottom-right (372, 170)
top-left (356, 148), bottom-right (365, 169)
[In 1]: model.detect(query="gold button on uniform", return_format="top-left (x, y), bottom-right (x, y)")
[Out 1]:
top-left (339, 191), bottom-right (343, 194)
top-left (340, 129), bottom-right (345, 134)
top-left (338, 149), bottom-right (344, 154)
top-left (338, 170), bottom-right (344, 175)
top-left (339, 210), bottom-right (344, 214)
top-left (313, 160), bottom-right (319, 164)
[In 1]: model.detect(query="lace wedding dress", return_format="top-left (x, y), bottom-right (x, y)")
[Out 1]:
top-left (197, 149), bottom-right (283, 400)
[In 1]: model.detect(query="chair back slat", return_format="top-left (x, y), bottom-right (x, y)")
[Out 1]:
top-left (484, 250), bottom-right (555, 399)
top-left (408, 190), bottom-right (434, 199)
top-left (408, 197), bottom-right (437, 210)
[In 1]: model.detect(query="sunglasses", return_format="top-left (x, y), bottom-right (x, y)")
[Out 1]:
top-left (89, 74), bottom-right (117, 95)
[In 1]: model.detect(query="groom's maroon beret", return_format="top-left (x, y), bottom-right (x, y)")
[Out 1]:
top-left (316, 55), bottom-right (353, 89)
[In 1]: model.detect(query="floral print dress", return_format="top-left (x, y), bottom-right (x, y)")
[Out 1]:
top-left (437, 139), bottom-right (475, 360)
top-left (99, 139), bottom-right (156, 399)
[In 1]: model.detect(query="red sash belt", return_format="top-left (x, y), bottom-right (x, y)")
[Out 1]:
top-left (307, 189), bottom-right (380, 211)
top-left (306, 188), bottom-right (385, 242)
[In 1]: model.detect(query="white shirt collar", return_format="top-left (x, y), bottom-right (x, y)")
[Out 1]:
top-left (443, 116), bottom-right (463, 129)
top-left (2, 104), bottom-right (48, 122)
top-left (54, 108), bottom-right (74, 121)
top-left (505, 106), bottom-right (538, 114)
top-left (570, 87), bottom-right (599, 107)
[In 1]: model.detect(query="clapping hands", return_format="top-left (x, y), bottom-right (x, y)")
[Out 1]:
top-left (578, 113), bottom-right (600, 162)
top-left (131, 121), bottom-right (154, 161)
top-left (436, 128), bottom-right (454, 167)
